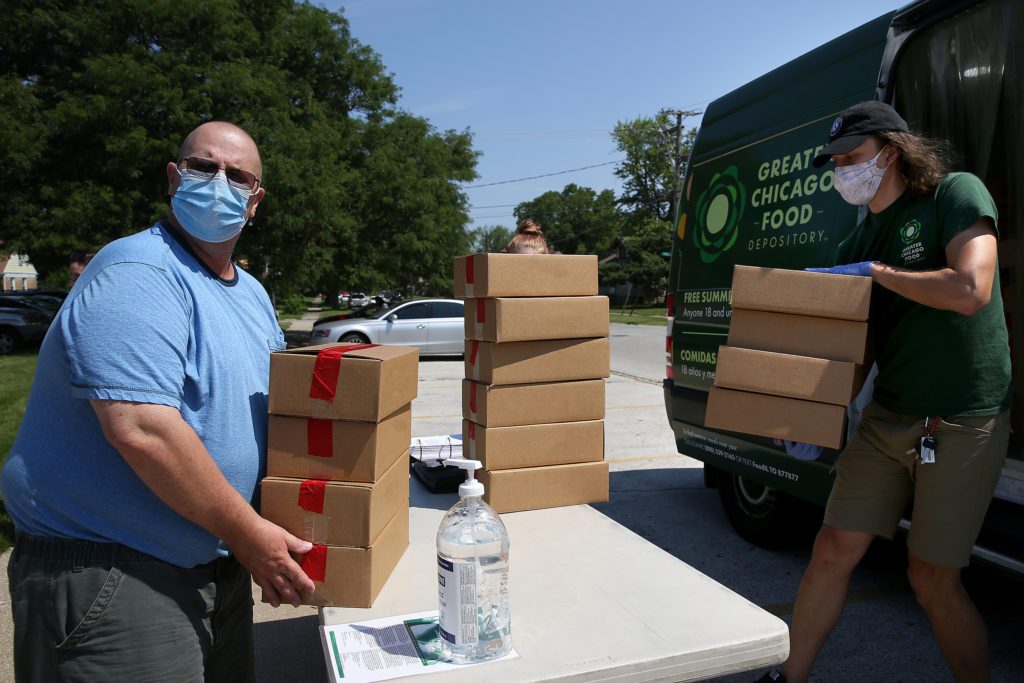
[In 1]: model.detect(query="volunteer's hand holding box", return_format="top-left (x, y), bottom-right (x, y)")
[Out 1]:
top-left (261, 342), bottom-right (419, 608)
top-left (705, 265), bottom-right (872, 450)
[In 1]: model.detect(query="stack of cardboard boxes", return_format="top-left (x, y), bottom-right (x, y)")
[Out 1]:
top-left (455, 253), bottom-right (611, 513)
top-left (260, 343), bottom-right (419, 607)
top-left (705, 266), bottom-right (872, 449)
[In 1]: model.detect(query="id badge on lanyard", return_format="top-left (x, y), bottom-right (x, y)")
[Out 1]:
top-left (920, 417), bottom-right (938, 464)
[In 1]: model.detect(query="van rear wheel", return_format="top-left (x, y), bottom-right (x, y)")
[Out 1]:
top-left (718, 472), bottom-right (819, 549)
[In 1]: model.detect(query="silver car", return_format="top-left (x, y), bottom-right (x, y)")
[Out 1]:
top-left (310, 298), bottom-right (464, 355)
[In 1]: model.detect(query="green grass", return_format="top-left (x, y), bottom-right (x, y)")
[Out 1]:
top-left (610, 305), bottom-right (668, 326)
top-left (0, 350), bottom-right (38, 552)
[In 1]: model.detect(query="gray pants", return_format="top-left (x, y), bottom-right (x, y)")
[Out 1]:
top-left (7, 533), bottom-right (255, 683)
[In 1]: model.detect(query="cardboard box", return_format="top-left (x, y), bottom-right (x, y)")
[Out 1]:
top-left (714, 346), bottom-right (865, 406)
top-left (268, 344), bottom-right (418, 422)
top-left (704, 386), bottom-right (847, 449)
top-left (464, 296), bottom-right (610, 342)
top-left (727, 308), bottom-right (870, 364)
top-left (463, 379), bottom-right (605, 427)
top-left (480, 461), bottom-right (609, 513)
top-left (266, 405), bottom-right (411, 482)
top-left (731, 265), bottom-right (872, 321)
top-left (259, 456), bottom-right (409, 547)
top-left (463, 419), bottom-right (605, 470)
top-left (289, 506), bottom-right (409, 608)
top-left (465, 337), bottom-right (610, 385)
top-left (453, 253), bottom-right (598, 298)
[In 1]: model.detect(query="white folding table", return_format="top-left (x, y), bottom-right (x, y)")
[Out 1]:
top-left (320, 477), bottom-right (788, 682)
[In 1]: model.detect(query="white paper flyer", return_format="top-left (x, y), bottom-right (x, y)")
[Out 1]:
top-left (320, 610), bottom-right (517, 683)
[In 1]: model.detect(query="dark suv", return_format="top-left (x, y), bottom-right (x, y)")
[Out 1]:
top-left (0, 298), bottom-right (51, 354)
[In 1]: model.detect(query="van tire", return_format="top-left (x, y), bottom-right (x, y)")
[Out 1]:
top-left (718, 472), bottom-right (819, 549)
top-left (340, 332), bottom-right (369, 344)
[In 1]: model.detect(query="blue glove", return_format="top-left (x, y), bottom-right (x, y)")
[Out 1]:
top-left (783, 440), bottom-right (823, 461)
top-left (805, 261), bottom-right (877, 277)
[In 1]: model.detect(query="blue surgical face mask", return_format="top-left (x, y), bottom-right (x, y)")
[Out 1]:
top-left (171, 167), bottom-right (252, 243)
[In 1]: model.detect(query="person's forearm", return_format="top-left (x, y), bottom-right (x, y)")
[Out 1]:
top-left (871, 262), bottom-right (991, 316)
top-left (93, 401), bottom-right (260, 548)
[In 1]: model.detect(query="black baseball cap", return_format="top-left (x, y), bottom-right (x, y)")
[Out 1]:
top-left (812, 100), bottom-right (909, 167)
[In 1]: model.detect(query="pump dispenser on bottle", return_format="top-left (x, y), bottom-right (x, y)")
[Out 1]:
top-left (436, 458), bottom-right (511, 663)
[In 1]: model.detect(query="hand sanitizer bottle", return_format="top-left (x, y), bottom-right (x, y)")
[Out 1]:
top-left (437, 458), bottom-right (511, 663)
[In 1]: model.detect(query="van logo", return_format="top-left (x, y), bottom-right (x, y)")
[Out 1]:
top-left (830, 116), bottom-right (843, 137)
top-left (900, 219), bottom-right (922, 244)
top-left (693, 166), bottom-right (746, 264)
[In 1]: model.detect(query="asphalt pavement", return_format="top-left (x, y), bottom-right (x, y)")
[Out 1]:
top-left (4, 317), bottom-right (1022, 682)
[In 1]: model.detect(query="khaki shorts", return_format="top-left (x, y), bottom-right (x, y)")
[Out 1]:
top-left (824, 401), bottom-right (1009, 568)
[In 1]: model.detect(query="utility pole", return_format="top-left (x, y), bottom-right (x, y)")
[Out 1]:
top-left (660, 108), bottom-right (701, 227)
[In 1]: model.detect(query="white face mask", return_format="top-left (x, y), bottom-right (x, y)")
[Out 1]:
top-left (833, 147), bottom-right (888, 205)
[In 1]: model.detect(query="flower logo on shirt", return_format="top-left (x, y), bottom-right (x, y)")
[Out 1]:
top-left (900, 219), bottom-right (922, 245)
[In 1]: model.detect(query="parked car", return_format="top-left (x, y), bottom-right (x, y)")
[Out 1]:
top-left (374, 289), bottom-right (404, 305)
top-left (337, 291), bottom-right (351, 306)
top-left (347, 292), bottom-right (369, 308)
top-left (0, 298), bottom-right (51, 354)
top-left (2, 294), bottom-right (62, 319)
top-left (311, 298), bottom-right (464, 355)
top-left (0, 289), bottom-right (68, 301)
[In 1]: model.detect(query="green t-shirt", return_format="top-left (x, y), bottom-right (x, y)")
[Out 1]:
top-left (834, 172), bottom-right (1011, 416)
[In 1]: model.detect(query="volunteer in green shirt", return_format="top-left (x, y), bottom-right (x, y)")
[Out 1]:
top-left (759, 101), bottom-right (1011, 683)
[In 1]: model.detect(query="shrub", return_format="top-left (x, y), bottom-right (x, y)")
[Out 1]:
top-left (278, 294), bottom-right (307, 317)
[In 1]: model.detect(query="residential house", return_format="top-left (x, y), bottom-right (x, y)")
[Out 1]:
top-left (1, 253), bottom-right (38, 291)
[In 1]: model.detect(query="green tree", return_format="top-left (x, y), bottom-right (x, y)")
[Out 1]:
top-left (612, 114), bottom-right (696, 223)
top-left (469, 224), bottom-right (513, 253)
top-left (0, 1), bottom-right (477, 295)
top-left (604, 113), bottom-right (695, 301)
top-left (332, 114), bottom-right (477, 296)
top-left (598, 216), bottom-right (671, 305)
top-left (513, 184), bottom-right (619, 255)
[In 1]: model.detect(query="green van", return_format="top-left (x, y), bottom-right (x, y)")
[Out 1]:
top-left (664, 0), bottom-right (1024, 572)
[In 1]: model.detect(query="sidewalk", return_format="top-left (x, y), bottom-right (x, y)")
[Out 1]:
top-left (279, 306), bottom-right (320, 336)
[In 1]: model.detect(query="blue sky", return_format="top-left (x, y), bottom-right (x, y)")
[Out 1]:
top-left (324, 0), bottom-right (902, 231)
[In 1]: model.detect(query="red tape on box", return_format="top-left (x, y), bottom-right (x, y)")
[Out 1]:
top-left (476, 298), bottom-right (485, 324)
top-left (298, 480), bottom-right (327, 514)
top-left (469, 381), bottom-right (478, 414)
top-left (470, 340), bottom-right (479, 366)
top-left (306, 419), bottom-right (333, 458)
top-left (465, 254), bottom-right (475, 285)
top-left (301, 544), bottom-right (327, 582)
top-left (467, 422), bottom-right (475, 440)
top-left (308, 344), bottom-right (379, 402)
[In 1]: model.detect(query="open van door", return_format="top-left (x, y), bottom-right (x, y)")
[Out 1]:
top-left (887, 0), bottom-right (1024, 571)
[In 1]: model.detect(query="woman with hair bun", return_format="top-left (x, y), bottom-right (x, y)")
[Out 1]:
top-left (501, 220), bottom-right (551, 254)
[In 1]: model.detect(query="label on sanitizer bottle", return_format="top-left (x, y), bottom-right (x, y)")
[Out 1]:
top-left (438, 555), bottom-right (478, 646)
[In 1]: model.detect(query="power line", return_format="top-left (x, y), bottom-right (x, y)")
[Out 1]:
top-left (469, 213), bottom-right (514, 220)
top-left (463, 160), bottom-right (624, 189)
top-left (469, 203), bottom-right (518, 209)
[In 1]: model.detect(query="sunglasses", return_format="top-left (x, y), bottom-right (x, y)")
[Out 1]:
top-left (178, 157), bottom-right (261, 191)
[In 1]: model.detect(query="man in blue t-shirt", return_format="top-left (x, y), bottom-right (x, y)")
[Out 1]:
top-left (2, 121), bottom-right (316, 682)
